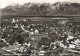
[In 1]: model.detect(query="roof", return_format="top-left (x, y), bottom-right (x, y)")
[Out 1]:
top-left (0, 49), bottom-right (15, 55)
top-left (2, 45), bottom-right (21, 52)
top-left (67, 49), bottom-right (80, 54)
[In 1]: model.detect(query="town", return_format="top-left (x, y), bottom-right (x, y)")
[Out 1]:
top-left (0, 16), bottom-right (80, 56)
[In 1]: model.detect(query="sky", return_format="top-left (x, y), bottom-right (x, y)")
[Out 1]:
top-left (0, 0), bottom-right (80, 8)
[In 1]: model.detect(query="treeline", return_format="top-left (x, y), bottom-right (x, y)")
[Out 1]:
top-left (1, 1), bottom-right (80, 16)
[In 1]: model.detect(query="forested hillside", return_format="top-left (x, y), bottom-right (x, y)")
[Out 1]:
top-left (1, 1), bottom-right (80, 16)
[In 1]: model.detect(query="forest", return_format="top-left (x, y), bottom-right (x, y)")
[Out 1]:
top-left (1, 1), bottom-right (80, 16)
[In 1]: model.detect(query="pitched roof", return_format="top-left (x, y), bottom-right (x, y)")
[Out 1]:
top-left (2, 45), bottom-right (21, 52)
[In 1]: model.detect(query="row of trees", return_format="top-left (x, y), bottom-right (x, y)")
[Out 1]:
top-left (1, 1), bottom-right (80, 16)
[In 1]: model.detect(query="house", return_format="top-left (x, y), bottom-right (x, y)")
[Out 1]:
top-left (0, 49), bottom-right (15, 56)
top-left (39, 51), bottom-right (46, 56)
top-left (1, 41), bottom-right (21, 53)
top-left (35, 29), bottom-right (39, 34)
top-left (75, 39), bottom-right (80, 49)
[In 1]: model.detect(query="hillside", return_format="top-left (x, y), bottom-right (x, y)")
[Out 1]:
top-left (1, 1), bottom-right (80, 16)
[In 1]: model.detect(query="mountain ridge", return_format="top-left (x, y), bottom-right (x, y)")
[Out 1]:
top-left (1, 1), bottom-right (80, 16)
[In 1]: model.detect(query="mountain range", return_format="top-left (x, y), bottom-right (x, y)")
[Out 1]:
top-left (1, 1), bottom-right (80, 16)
